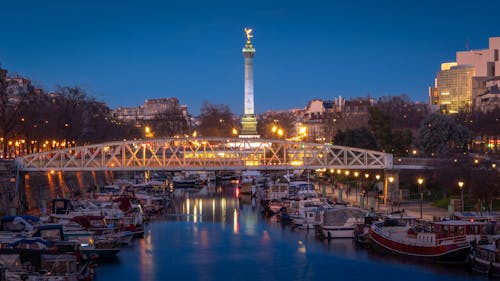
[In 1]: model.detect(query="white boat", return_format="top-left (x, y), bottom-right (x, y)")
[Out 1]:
top-left (289, 181), bottom-right (317, 199)
top-left (288, 198), bottom-right (331, 229)
top-left (262, 183), bottom-right (289, 200)
top-left (321, 206), bottom-right (367, 239)
top-left (238, 171), bottom-right (262, 194)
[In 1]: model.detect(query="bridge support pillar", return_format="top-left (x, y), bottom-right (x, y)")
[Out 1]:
top-left (383, 170), bottom-right (400, 212)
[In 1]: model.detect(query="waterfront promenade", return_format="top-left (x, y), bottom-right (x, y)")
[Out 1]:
top-left (335, 188), bottom-right (448, 221)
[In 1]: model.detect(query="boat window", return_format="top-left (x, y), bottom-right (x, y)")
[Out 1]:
top-left (40, 229), bottom-right (61, 240)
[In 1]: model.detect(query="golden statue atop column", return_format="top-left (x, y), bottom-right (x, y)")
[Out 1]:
top-left (244, 28), bottom-right (253, 45)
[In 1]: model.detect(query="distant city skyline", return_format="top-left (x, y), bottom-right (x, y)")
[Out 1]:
top-left (0, 0), bottom-right (499, 115)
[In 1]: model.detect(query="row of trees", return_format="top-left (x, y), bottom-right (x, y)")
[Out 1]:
top-left (0, 67), bottom-right (141, 156)
top-left (334, 95), bottom-right (499, 157)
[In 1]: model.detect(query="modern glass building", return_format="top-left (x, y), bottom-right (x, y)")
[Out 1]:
top-left (436, 64), bottom-right (475, 114)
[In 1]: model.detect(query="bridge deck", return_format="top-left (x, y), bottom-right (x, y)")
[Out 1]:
top-left (15, 138), bottom-right (393, 172)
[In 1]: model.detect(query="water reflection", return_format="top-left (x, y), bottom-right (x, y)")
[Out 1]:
top-left (139, 229), bottom-right (155, 281)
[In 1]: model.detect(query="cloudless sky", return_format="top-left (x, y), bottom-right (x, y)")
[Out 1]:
top-left (0, 0), bottom-right (499, 115)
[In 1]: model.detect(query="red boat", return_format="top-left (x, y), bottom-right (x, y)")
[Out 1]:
top-left (369, 219), bottom-right (488, 263)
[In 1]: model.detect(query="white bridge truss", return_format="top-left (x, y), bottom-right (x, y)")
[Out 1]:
top-left (15, 138), bottom-right (393, 172)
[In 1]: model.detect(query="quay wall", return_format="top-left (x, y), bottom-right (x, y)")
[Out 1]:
top-left (1, 170), bottom-right (142, 216)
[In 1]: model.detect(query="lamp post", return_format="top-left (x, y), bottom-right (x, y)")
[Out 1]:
top-left (354, 171), bottom-right (359, 203)
top-left (344, 170), bottom-right (350, 199)
top-left (388, 176), bottom-right (394, 212)
top-left (375, 174), bottom-right (381, 205)
top-left (458, 181), bottom-right (464, 213)
top-left (364, 173), bottom-right (370, 208)
top-left (417, 178), bottom-right (424, 219)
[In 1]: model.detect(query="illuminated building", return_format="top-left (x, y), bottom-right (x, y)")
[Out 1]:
top-left (113, 97), bottom-right (191, 127)
top-left (431, 36), bottom-right (500, 114)
top-left (436, 64), bottom-right (475, 114)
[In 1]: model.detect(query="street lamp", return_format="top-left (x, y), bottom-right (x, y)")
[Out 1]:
top-left (417, 178), bottom-right (424, 219)
top-left (354, 171), bottom-right (359, 203)
top-left (277, 128), bottom-right (284, 138)
top-left (388, 176), bottom-right (394, 212)
top-left (344, 170), bottom-right (350, 198)
top-left (144, 126), bottom-right (154, 138)
top-left (458, 181), bottom-right (464, 212)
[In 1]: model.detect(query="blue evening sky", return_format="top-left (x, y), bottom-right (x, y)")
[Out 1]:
top-left (0, 0), bottom-right (498, 115)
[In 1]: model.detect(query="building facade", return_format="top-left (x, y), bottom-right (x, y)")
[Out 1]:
top-left (113, 97), bottom-right (190, 126)
top-left (431, 36), bottom-right (500, 113)
top-left (302, 97), bottom-right (373, 143)
top-left (435, 64), bottom-right (475, 114)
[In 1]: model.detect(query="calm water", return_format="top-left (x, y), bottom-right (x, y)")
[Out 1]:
top-left (96, 185), bottom-right (485, 281)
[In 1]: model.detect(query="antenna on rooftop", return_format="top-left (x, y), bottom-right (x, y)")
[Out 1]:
top-left (465, 37), bottom-right (470, 51)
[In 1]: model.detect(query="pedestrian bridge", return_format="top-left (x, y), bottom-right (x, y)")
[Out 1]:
top-left (15, 138), bottom-right (393, 172)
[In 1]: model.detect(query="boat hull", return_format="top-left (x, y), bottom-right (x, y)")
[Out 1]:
top-left (470, 254), bottom-right (491, 275)
top-left (322, 226), bottom-right (356, 239)
top-left (369, 227), bottom-right (471, 264)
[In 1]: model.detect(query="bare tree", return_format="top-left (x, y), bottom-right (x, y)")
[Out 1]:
top-left (150, 107), bottom-right (189, 137)
top-left (0, 67), bottom-right (39, 157)
top-left (257, 111), bottom-right (295, 139)
top-left (196, 102), bottom-right (237, 137)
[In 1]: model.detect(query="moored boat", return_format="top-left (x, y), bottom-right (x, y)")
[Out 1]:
top-left (470, 234), bottom-right (500, 277)
top-left (321, 206), bottom-right (367, 239)
top-left (369, 219), bottom-right (488, 263)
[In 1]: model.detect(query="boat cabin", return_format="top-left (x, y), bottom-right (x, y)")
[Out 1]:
top-left (266, 183), bottom-right (289, 200)
top-left (289, 181), bottom-right (316, 199)
top-left (52, 199), bottom-right (74, 215)
top-left (434, 220), bottom-right (488, 240)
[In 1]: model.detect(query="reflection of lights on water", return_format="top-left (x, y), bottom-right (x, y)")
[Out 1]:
top-left (212, 199), bottom-right (216, 223)
top-left (221, 198), bottom-right (226, 222)
top-left (262, 230), bottom-right (270, 242)
top-left (233, 208), bottom-right (239, 234)
top-left (199, 199), bottom-right (203, 222)
top-left (47, 172), bottom-right (56, 199)
top-left (200, 229), bottom-right (209, 248)
top-left (140, 230), bottom-right (154, 281)
top-left (57, 172), bottom-right (66, 198)
top-left (193, 203), bottom-right (198, 223)
top-left (297, 240), bottom-right (306, 254)
top-left (186, 198), bottom-right (190, 221)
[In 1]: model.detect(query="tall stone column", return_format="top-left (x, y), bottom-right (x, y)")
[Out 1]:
top-left (240, 28), bottom-right (259, 138)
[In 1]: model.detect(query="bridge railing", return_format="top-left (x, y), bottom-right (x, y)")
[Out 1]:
top-left (393, 157), bottom-right (451, 168)
top-left (15, 138), bottom-right (393, 172)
